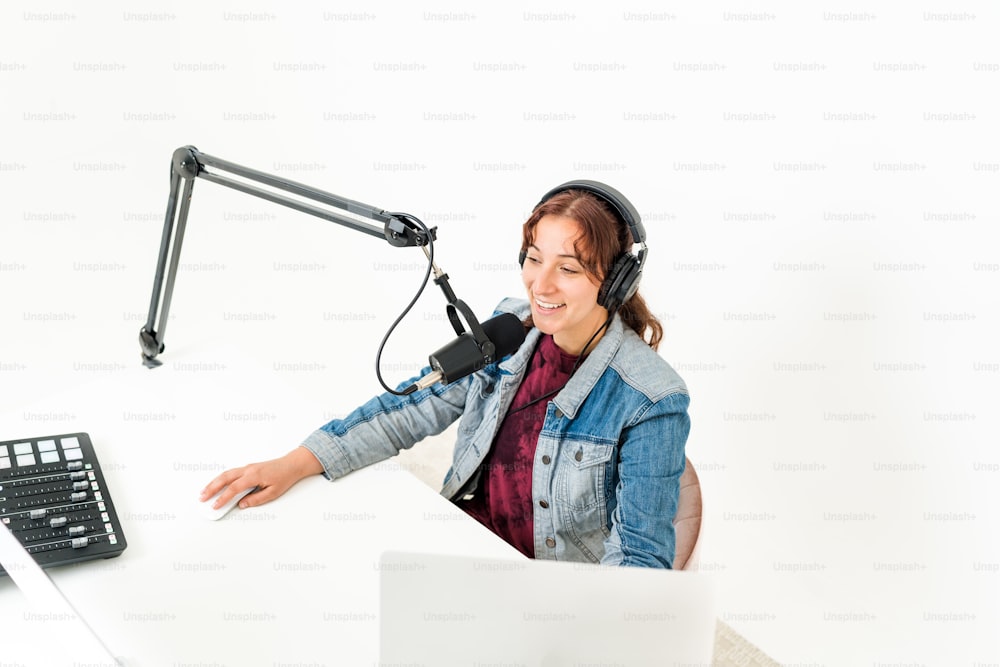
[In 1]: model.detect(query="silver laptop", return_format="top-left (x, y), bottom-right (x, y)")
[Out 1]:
top-left (0, 522), bottom-right (124, 666)
top-left (379, 550), bottom-right (718, 666)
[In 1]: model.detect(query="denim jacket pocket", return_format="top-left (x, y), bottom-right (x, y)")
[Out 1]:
top-left (556, 441), bottom-right (615, 511)
top-left (552, 441), bottom-right (615, 562)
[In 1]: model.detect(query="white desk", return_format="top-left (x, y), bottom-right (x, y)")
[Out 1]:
top-left (2, 467), bottom-right (524, 665)
top-left (0, 364), bottom-right (525, 665)
top-left (0, 359), bottom-right (779, 667)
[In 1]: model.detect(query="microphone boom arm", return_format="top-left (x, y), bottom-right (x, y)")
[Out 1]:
top-left (139, 145), bottom-right (435, 368)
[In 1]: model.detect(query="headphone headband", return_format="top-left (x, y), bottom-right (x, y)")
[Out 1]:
top-left (536, 179), bottom-right (646, 246)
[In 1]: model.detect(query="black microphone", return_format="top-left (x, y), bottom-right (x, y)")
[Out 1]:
top-left (410, 313), bottom-right (526, 391)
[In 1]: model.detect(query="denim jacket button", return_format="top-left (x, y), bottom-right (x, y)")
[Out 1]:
top-left (545, 537), bottom-right (556, 548)
top-left (539, 500), bottom-right (549, 509)
top-left (574, 450), bottom-right (583, 462)
top-left (554, 408), bottom-right (564, 419)
top-left (541, 455), bottom-right (551, 465)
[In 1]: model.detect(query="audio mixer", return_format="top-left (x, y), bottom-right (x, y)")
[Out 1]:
top-left (0, 432), bottom-right (127, 575)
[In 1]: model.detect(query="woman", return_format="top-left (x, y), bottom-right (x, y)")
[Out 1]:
top-left (201, 181), bottom-right (690, 569)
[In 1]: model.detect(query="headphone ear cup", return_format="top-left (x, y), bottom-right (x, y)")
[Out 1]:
top-left (598, 253), bottom-right (642, 312)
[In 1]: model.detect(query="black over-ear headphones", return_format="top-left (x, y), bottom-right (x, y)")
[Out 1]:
top-left (518, 180), bottom-right (648, 313)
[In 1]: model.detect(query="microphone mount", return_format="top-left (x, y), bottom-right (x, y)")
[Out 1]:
top-left (139, 145), bottom-right (444, 368)
top-left (420, 245), bottom-right (496, 364)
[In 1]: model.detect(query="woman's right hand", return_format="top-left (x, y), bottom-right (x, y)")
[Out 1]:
top-left (199, 446), bottom-right (324, 510)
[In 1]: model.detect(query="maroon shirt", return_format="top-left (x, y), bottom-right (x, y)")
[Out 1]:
top-left (455, 334), bottom-right (579, 557)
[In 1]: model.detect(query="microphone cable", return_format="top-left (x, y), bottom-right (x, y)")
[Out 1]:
top-left (373, 212), bottom-right (436, 396)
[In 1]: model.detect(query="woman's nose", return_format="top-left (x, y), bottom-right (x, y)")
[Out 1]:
top-left (531, 265), bottom-right (557, 294)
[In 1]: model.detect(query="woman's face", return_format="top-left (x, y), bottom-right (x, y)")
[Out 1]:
top-left (521, 214), bottom-right (609, 355)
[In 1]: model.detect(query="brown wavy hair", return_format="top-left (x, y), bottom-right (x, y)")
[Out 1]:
top-left (520, 188), bottom-right (663, 351)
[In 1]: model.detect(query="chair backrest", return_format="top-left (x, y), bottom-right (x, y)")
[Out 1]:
top-left (672, 456), bottom-right (703, 570)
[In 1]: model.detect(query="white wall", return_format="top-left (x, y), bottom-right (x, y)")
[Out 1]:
top-left (1, 2), bottom-right (997, 664)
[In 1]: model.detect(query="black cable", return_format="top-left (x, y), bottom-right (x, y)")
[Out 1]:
top-left (505, 309), bottom-right (616, 416)
top-left (373, 213), bottom-right (435, 396)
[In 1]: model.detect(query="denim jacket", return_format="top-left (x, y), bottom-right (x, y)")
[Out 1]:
top-left (301, 298), bottom-right (690, 568)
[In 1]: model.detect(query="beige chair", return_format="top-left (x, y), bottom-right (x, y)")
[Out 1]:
top-left (672, 456), bottom-right (703, 571)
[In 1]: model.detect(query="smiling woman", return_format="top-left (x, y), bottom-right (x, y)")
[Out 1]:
top-left (201, 180), bottom-right (691, 569)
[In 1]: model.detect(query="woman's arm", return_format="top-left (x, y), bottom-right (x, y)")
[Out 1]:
top-left (601, 391), bottom-right (691, 568)
top-left (200, 369), bottom-right (473, 509)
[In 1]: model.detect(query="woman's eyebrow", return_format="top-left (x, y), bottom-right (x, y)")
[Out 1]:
top-left (528, 243), bottom-right (581, 260)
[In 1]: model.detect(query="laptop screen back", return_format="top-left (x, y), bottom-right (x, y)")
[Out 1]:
top-left (379, 550), bottom-right (718, 667)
